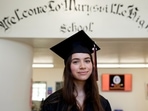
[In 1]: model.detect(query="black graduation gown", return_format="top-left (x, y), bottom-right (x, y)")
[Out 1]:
top-left (41, 89), bottom-right (112, 111)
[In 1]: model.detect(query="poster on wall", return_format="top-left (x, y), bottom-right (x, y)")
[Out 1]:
top-left (109, 75), bottom-right (125, 90)
top-left (47, 87), bottom-right (52, 95)
top-left (101, 73), bottom-right (132, 91)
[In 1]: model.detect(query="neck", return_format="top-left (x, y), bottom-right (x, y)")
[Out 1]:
top-left (74, 80), bottom-right (85, 92)
top-left (74, 80), bottom-right (86, 110)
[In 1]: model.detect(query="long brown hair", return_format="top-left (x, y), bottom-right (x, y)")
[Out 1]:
top-left (62, 53), bottom-right (104, 111)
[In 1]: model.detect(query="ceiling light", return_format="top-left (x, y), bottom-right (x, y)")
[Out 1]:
top-left (32, 64), bottom-right (54, 68)
top-left (97, 64), bottom-right (148, 68)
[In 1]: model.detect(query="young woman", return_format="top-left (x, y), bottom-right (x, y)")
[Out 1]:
top-left (41, 30), bottom-right (112, 111)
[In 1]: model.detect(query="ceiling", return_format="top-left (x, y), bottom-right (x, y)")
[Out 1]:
top-left (6, 38), bottom-right (148, 68)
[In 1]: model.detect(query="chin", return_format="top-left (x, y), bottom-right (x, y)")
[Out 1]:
top-left (77, 77), bottom-right (89, 81)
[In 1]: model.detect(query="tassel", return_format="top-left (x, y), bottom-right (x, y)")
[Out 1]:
top-left (93, 44), bottom-right (98, 81)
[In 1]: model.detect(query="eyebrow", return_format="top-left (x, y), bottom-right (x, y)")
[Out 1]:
top-left (71, 57), bottom-right (91, 61)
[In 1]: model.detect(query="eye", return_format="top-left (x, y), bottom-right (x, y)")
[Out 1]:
top-left (85, 59), bottom-right (91, 63)
top-left (72, 60), bottom-right (79, 64)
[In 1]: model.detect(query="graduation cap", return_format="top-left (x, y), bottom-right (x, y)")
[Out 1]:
top-left (50, 30), bottom-right (100, 80)
top-left (50, 30), bottom-right (100, 63)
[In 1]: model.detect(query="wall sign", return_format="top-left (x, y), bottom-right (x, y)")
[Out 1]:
top-left (102, 73), bottom-right (132, 91)
top-left (109, 75), bottom-right (125, 90)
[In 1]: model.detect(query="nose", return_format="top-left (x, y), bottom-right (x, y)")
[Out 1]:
top-left (80, 61), bottom-right (86, 69)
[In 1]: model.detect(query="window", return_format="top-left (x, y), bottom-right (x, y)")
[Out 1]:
top-left (32, 81), bottom-right (47, 101)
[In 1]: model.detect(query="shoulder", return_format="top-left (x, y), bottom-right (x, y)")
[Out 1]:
top-left (44, 89), bottom-right (63, 103)
top-left (41, 89), bottom-right (63, 111)
top-left (100, 95), bottom-right (112, 111)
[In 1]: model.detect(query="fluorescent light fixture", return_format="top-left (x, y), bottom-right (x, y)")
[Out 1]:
top-left (97, 64), bottom-right (148, 68)
top-left (97, 64), bottom-right (119, 68)
top-left (32, 64), bottom-right (54, 68)
top-left (32, 63), bottom-right (148, 68)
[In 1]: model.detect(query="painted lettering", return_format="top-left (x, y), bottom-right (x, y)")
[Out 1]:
top-left (127, 5), bottom-right (138, 20)
top-left (138, 20), bottom-right (145, 28)
top-left (22, 10), bottom-right (28, 18)
top-left (0, 5), bottom-right (48, 31)
top-left (111, 3), bottom-right (124, 16)
top-left (0, 0), bottom-right (147, 33)
top-left (60, 22), bottom-right (94, 33)
top-left (69, 0), bottom-right (76, 10)
top-left (0, 21), bottom-right (6, 30)
top-left (10, 17), bottom-right (17, 24)
top-left (15, 9), bottom-right (23, 21)
top-left (1, 17), bottom-right (11, 31)
top-left (48, 1), bottom-right (57, 12)
top-left (145, 25), bottom-right (148, 32)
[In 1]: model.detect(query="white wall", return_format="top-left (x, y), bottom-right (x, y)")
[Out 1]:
top-left (33, 68), bottom-right (63, 92)
top-left (99, 68), bottom-right (148, 111)
top-left (33, 68), bottom-right (148, 111)
top-left (0, 39), bottom-right (33, 111)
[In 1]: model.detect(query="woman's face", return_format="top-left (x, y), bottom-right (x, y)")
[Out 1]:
top-left (70, 53), bottom-right (93, 81)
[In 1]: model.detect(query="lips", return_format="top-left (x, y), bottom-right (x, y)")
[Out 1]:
top-left (78, 71), bottom-right (88, 75)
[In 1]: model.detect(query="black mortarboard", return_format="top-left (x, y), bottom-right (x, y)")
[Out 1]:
top-left (50, 30), bottom-right (100, 63)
